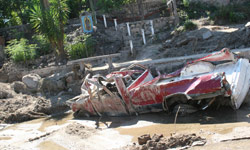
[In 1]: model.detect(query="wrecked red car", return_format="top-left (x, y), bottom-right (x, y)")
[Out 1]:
top-left (67, 48), bottom-right (250, 117)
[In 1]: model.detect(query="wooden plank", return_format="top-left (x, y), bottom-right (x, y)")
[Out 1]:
top-left (68, 53), bottom-right (121, 65)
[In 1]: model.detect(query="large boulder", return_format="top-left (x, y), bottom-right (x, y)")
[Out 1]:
top-left (40, 73), bottom-right (66, 94)
top-left (22, 73), bottom-right (41, 91)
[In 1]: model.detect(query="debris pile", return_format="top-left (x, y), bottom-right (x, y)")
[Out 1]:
top-left (0, 83), bottom-right (51, 123)
top-left (128, 133), bottom-right (206, 150)
top-left (161, 22), bottom-right (250, 58)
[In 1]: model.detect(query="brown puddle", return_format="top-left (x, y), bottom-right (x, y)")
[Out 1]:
top-left (2, 113), bottom-right (73, 132)
top-left (116, 122), bottom-right (250, 142)
top-left (37, 113), bottom-right (73, 132)
top-left (0, 137), bottom-right (12, 140)
top-left (38, 141), bottom-right (68, 150)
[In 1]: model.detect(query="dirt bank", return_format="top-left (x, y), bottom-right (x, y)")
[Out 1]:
top-left (0, 82), bottom-right (51, 123)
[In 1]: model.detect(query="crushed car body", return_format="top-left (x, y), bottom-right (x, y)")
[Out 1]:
top-left (67, 48), bottom-right (250, 117)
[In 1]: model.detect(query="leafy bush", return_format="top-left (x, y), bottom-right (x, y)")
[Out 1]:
top-left (183, 0), bottom-right (189, 7)
top-left (211, 4), bottom-right (247, 23)
top-left (179, 1), bottom-right (250, 24)
top-left (97, 0), bottom-right (135, 13)
top-left (32, 35), bottom-right (52, 56)
top-left (184, 20), bottom-right (197, 31)
top-left (179, 1), bottom-right (216, 20)
top-left (5, 38), bottom-right (37, 62)
top-left (66, 35), bottom-right (96, 60)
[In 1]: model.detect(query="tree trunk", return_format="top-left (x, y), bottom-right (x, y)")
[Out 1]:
top-left (137, 0), bottom-right (144, 20)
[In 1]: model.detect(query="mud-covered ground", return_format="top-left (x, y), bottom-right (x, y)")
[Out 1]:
top-left (0, 83), bottom-right (51, 124)
top-left (1, 102), bottom-right (250, 150)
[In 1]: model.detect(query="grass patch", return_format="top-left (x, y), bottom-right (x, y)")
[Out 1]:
top-left (5, 38), bottom-right (37, 62)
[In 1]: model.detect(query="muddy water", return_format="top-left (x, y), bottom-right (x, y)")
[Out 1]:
top-left (38, 141), bottom-right (68, 150)
top-left (114, 104), bottom-right (250, 142)
top-left (117, 122), bottom-right (250, 142)
top-left (1, 103), bottom-right (250, 149)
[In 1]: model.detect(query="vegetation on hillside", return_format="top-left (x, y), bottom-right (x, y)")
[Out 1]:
top-left (1, 0), bottom-right (250, 64)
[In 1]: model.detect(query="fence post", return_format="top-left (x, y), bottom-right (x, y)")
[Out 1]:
top-left (114, 19), bottom-right (118, 31)
top-left (126, 22), bottom-right (131, 36)
top-left (141, 29), bottom-right (146, 45)
top-left (129, 40), bottom-right (134, 55)
top-left (103, 15), bottom-right (107, 28)
top-left (150, 20), bottom-right (155, 35)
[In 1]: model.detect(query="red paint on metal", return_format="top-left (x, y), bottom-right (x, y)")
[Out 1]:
top-left (192, 48), bottom-right (234, 63)
top-left (130, 73), bottom-right (223, 106)
top-left (128, 70), bottom-right (150, 91)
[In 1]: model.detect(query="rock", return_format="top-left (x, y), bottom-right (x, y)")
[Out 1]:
top-left (0, 83), bottom-right (14, 99)
top-left (202, 31), bottom-right (212, 40)
top-left (138, 134), bottom-right (151, 145)
top-left (22, 73), bottom-right (41, 90)
top-left (66, 74), bottom-right (74, 84)
top-left (152, 134), bottom-right (163, 142)
top-left (40, 73), bottom-right (66, 94)
top-left (11, 81), bottom-right (27, 94)
top-left (146, 140), bottom-right (157, 148)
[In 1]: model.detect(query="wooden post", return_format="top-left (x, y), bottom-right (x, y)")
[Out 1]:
top-left (107, 57), bottom-right (114, 72)
top-left (89, 0), bottom-right (97, 24)
top-left (79, 61), bottom-right (85, 71)
top-left (168, 0), bottom-right (179, 25)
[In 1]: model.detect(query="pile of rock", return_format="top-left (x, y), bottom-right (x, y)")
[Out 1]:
top-left (128, 133), bottom-right (206, 150)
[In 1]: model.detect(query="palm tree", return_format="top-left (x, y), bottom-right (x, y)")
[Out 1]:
top-left (30, 0), bottom-right (69, 62)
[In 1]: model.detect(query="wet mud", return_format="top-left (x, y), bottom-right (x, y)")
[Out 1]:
top-left (0, 103), bottom-right (250, 150)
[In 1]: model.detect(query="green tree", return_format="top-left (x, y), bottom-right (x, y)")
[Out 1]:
top-left (30, 0), bottom-right (69, 62)
top-left (0, 0), bottom-right (39, 27)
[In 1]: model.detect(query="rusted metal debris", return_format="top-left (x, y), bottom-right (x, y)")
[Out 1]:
top-left (67, 48), bottom-right (250, 117)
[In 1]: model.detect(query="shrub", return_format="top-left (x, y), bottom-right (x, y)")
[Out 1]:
top-left (66, 35), bottom-right (96, 60)
top-left (32, 35), bottom-right (52, 56)
top-left (183, 0), bottom-right (189, 7)
top-left (184, 20), bottom-right (197, 31)
top-left (210, 3), bottom-right (249, 24)
top-left (5, 38), bottom-right (37, 62)
top-left (97, 0), bottom-right (135, 13)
